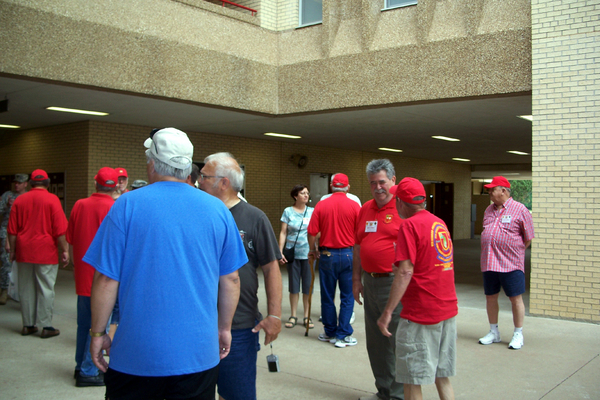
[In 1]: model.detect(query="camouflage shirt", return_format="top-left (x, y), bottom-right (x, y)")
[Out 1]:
top-left (0, 191), bottom-right (23, 238)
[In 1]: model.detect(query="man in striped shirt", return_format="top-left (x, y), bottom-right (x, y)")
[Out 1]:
top-left (479, 176), bottom-right (534, 350)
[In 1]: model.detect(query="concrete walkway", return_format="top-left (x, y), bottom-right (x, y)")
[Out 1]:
top-left (1, 239), bottom-right (599, 399)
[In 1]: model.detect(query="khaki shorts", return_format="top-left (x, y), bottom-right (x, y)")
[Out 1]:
top-left (395, 316), bottom-right (456, 385)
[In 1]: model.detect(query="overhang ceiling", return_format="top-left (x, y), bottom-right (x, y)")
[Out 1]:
top-left (0, 75), bottom-right (532, 180)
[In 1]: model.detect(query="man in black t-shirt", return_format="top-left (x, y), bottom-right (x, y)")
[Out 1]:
top-left (200, 152), bottom-right (282, 400)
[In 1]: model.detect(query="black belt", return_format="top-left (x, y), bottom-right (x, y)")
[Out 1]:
top-left (319, 246), bottom-right (352, 251)
top-left (368, 273), bottom-right (394, 278)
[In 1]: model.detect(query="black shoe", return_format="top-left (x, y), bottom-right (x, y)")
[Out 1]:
top-left (76, 373), bottom-right (105, 387)
top-left (74, 369), bottom-right (80, 379)
top-left (40, 327), bottom-right (60, 339)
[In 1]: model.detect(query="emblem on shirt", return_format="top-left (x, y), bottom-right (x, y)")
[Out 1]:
top-left (239, 230), bottom-right (246, 241)
top-left (384, 214), bottom-right (393, 224)
top-left (431, 222), bottom-right (453, 270)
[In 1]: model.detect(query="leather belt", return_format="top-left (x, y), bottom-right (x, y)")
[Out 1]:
top-left (369, 273), bottom-right (394, 278)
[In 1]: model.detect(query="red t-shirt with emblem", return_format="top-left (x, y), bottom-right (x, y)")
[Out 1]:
top-left (7, 188), bottom-right (68, 264)
top-left (67, 193), bottom-right (115, 296)
top-left (307, 192), bottom-right (360, 248)
top-left (355, 198), bottom-right (402, 273)
top-left (395, 209), bottom-right (457, 325)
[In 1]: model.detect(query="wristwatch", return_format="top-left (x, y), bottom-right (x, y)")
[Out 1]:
top-left (89, 329), bottom-right (106, 337)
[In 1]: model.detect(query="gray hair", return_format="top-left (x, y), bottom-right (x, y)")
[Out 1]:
top-left (96, 182), bottom-right (116, 193)
top-left (366, 159), bottom-right (395, 180)
top-left (204, 152), bottom-right (245, 192)
top-left (499, 186), bottom-right (512, 196)
top-left (332, 186), bottom-right (349, 193)
top-left (401, 199), bottom-right (427, 211)
top-left (146, 150), bottom-right (192, 180)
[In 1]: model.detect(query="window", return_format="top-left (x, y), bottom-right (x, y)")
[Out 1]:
top-left (299, 0), bottom-right (322, 27)
top-left (384, 0), bottom-right (417, 10)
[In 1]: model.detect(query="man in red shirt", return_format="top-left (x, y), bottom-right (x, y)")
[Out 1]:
top-left (7, 169), bottom-right (69, 339)
top-left (307, 173), bottom-right (360, 348)
top-left (378, 178), bottom-right (457, 400)
top-left (113, 167), bottom-right (129, 199)
top-left (479, 176), bottom-right (534, 350)
top-left (353, 160), bottom-right (404, 400)
top-left (67, 167), bottom-right (118, 387)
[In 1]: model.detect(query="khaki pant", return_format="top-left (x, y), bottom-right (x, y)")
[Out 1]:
top-left (17, 262), bottom-right (58, 327)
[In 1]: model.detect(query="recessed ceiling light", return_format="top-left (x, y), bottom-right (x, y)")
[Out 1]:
top-left (507, 150), bottom-right (530, 156)
top-left (46, 106), bottom-right (109, 116)
top-left (378, 147), bottom-right (403, 153)
top-left (518, 115), bottom-right (533, 121)
top-left (263, 132), bottom-right (302, 139)
top-left (432, 136), bottom-right (460, 142)
top-left (452, 158), bottom-right (470, 162)
top-left (0, 124), bottom-right (20, 129)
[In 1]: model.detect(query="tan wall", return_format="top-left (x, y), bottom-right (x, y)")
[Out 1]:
top-left (0, 121), bottom-right (472, 239)
top-left (531, 0), bottom-right (600, 322)
top-left (0, 0), bottom-right (531, 115)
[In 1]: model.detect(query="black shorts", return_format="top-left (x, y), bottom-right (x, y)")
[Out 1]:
top-left (104, 365), bottom-right (218, 400)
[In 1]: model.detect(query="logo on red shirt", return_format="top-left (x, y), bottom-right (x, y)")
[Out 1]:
top-left (431, 222), bottom-right (453, 270)
top-left (384, 214), bottom-right (393, 224)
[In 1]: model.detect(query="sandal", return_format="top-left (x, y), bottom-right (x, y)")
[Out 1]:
top-left (303, 317), bottom-right (314, 329)
top-left (285, 316), bottom-right (297, 328)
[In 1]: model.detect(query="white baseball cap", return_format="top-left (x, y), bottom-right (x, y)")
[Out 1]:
top-left (144, 127), bottom-right (193, 169)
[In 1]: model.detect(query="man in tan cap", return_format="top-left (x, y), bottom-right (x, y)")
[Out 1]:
top-left (0, 173), bottom-right (28, 305)
top-left (479, 176), bottom-right (534, 350)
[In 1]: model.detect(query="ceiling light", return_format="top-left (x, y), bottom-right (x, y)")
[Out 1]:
top-left (0, 124), bottom-right (20, 129)
top-left (46, 106), bottom-right (109, 116)
top-left (518, 115), bottom-right (533, 121)
top-left (378, 147), bottom-right (403, 153)
top-left (507, 150), bottom-right (530, 156)
top-left (452, 158), bottom-right (470, 162)
top-left (432, 136), bottom-right (460, 142)
top-left (263, 132), bottom-right (302, 139)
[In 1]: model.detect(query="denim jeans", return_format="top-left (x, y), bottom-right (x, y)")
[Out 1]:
top-left (76, 295), bottom-right (108, 377)
top-left (319, 247), bottom-right (354, 339)
top-left (217, 327), bottom-right (260, 400)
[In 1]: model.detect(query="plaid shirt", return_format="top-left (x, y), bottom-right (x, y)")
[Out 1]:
top-left (481, 197), bottom-right (534, 273)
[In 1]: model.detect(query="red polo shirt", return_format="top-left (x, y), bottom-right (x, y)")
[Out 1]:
top-left (7, 187), bottom-right (68, 264)
top-left (355, 197), bottom-right (402, 273)
top-left (307, 192), bottom-right (360, 248)
top-left (67, 193), bottom-right (115, 296)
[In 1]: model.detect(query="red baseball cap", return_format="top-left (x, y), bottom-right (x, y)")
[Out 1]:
top-left (95, 167), bottom-right (118, 188)
top-left (390, 177), bottom-right (426, 204)
top-left (115, 167), bottom-right (128, 178)
top-left (483, 176), bottom-right (511, 189)
top-left (30, 169), bottom-right (49, 181)
top-left (332, 173), bottom-right (349, 188)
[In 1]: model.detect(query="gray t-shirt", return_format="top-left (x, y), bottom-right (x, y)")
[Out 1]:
top-left (229, 200), bottom-right (281, 330)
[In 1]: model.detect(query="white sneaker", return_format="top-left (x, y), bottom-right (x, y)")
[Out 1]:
top-left (350, 311), bottom-right (356, 325)
top-left (478, 330), bottom-right (501, 345)
top-left (318, 332), bottom-right (336, 343)
top-left (334, 336), bottom-right (357, 348)
top-left (508, 331), bottom-right (524, 350)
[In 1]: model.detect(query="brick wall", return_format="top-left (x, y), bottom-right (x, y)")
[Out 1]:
top-left (531, 0), bottom-right (600, 322)
top-left (0, 122), bottom-right (89, 215)
top-left (1, 121), bottom-right (471, 240)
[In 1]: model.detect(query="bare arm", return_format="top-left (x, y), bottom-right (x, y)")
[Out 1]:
top-left (278, 222), bottom-right (289, 264)
top-left (218, 270), bottom-right (240, 359)
top-left (7, 234), bottom-right (16, 261)
top-left (352, 244), bottom-right (364, 305)
top-left (90, 271), bottom-right (119, 372)
top-left (525, 240), bottom-right (531, 249)
top-left (56, 235), bottom-right (69, 268)
top-left (377, 259), bottom-right (414, 337)
top-left (252, 260), bottom-right (282, 345)
top-left (308, 234), bottom-right (319, 260)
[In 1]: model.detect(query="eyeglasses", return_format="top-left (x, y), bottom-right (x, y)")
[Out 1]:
top-left (200, 173), bottom-right (225, 181)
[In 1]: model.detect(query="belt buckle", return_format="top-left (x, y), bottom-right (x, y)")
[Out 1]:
top-left (321, 250), bottom-right (331, 256)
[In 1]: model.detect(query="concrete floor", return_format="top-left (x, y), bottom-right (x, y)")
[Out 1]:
top-left (1, 239), bottom-right (599, 399)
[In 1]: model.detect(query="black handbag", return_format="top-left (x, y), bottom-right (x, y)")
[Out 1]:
top-left (283, 207), bottom-right (307, 264)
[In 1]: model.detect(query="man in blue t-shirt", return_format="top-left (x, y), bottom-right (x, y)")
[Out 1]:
top-left (85, 128), bottom-right (248, 400)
